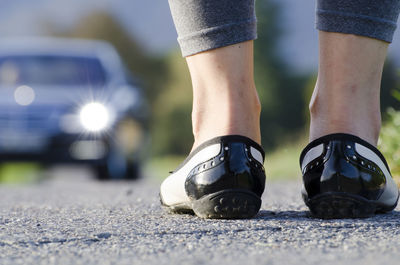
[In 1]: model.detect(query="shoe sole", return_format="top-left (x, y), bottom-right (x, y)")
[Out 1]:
top-left (305, 192), bottom-right (396, 219)
top-left (163, 189), bottom-right (261, 219)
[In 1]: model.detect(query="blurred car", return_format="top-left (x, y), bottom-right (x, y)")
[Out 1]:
top-left (0, 38), bottom-right (148, 180)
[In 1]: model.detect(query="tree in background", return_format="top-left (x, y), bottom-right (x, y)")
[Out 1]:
top-left (254, 0), bottom-right (308, 149)
top-left (150, 50), bottom-right (194, 155)
top-left (382, 60), bottom-right (400, 111)
top-left (379, 66), bottom-right (400, 182)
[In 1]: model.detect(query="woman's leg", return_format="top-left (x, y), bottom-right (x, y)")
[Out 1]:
top-left (169, 0), bottom-right (260, 149)
top-left (309, 32), bottom-right (387, 146)
top-left (160, 0), bottom-right (266, 219)
top-left (187, 41), bottom-right (261, 150)
top-left (301, 0), bottom-right (400, 218)
top-left (310, 0), bottom-right (400, 145)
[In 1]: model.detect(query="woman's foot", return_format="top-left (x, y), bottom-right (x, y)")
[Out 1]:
top-left (160, 135), bottom-right (266, 219)
top-left (300, 133), bottom-right (399, 219)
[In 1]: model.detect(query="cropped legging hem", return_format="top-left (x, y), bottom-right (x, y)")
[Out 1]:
top-left (316, 9), bottom-right (398, 43)
top-left (169, 0), bottom-right (400, 57)
top-left (178, 18), bottom-right (257, 57)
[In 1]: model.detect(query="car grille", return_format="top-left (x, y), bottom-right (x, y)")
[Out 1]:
top-left (0, 106), bottom-right (64, 135)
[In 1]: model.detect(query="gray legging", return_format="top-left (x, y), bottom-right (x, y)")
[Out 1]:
top-left (168, 0), bottom-right (400, 57)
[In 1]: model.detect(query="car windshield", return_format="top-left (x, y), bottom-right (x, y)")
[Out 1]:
top-left (0, 55), bottom-right (107, 86)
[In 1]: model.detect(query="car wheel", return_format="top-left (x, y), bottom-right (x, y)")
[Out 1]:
top-left (94, 151), bottom-right (141, 180)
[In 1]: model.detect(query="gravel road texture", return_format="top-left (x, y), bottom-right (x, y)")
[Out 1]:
top-left (1, 167), bottom-right (400, 265)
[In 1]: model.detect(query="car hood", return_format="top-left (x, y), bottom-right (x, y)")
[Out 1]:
top-left (0, 85), bottom-right (108, 107)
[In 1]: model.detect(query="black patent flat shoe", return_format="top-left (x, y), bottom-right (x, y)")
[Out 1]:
top-left (160, 135), bottom-right (266, 219)
top-left (300, 133), bottom-right (399, 219)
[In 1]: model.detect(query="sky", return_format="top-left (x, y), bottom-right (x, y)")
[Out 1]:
top-left (0, 0), bottom-right (176, 52)
top-left (0, 0), bottom-right (398, 73)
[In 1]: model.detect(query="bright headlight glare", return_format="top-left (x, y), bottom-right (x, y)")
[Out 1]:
top-left (79, 102), bottom-right (110, 132)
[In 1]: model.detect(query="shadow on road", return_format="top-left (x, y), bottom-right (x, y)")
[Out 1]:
top-left (256, 210), bottom-right (400, 224)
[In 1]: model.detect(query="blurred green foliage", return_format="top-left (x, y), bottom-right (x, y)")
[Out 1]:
top-left (255, 1), bottom-right (308, 149)
top-left (379, 108), bottom-right (400, 181)
top-left (150, 50), bottom-right (193, 155)
top-left (379, 67), bottom-right (400, 182)
top-left (0, 163), bottom-right (42, 184)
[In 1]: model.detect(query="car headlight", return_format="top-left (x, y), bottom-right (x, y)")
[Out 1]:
top-left (79, 102), bottom-right (110, 132)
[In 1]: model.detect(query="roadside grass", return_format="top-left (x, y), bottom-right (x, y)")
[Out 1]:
top-left (0, 163), bottom-right (43, 184)
top-left (265, 140), bottom-right (305, 182)
top-left (146, 137), bottom-right (307, 182)
top-left (379, 108), bottom-right (400, 185)
top-left (145, 155), bottom-right (185, 182)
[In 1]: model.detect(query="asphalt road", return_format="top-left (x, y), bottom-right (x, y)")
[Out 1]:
top-left (1, 167), bottom-right (400, 265)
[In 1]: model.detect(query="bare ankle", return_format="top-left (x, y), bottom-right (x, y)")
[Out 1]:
top-left (187, 42), bottom-right (261, 150)
top-left (191, 106), bottom-right (261, 150)
top-left (309, 32), bottom-right (387, 146)
top-left (309, 84), bottom-right (381, 146)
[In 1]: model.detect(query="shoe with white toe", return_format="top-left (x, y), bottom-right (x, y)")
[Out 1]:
top-left (160, 135), bottom-right (266, 219)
